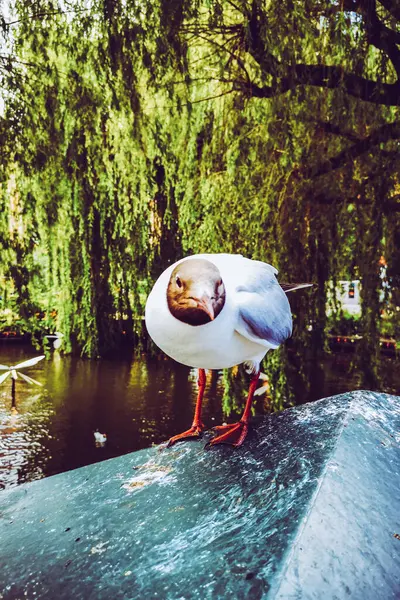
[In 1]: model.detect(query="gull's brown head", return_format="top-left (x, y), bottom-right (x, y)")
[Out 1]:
top-left (167, 259), bottom-right (226, 326)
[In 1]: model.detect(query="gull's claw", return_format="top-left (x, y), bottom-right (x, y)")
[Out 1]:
top-left (166, 423), bottom-right (205, 447)
top-left (205, 421), bottom-right (248, 448)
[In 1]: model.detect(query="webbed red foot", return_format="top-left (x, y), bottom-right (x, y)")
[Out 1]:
top-left (206, 420), bottom-right (249, 448)
top-left (167, 368), bottom-right (207, 447)
top-left (167, 423), bottom-right (205, 447)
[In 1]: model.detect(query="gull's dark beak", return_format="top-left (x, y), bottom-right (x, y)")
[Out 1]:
top-left (195, 295), bottom-right (215, 321)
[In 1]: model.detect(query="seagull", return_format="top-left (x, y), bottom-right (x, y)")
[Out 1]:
top-left (145, 254), bottom-right (311, 448)
top-left (94, 430), bottom-right (107, 446)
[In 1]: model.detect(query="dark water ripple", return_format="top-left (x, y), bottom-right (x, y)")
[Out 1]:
top-left (0, 345), bottom-right (224, 489)
top-left (0, 343), bottom-right (398, 490)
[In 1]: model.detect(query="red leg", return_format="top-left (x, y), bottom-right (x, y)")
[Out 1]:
top-left (207, 371), bottom-right (260, 448)
top-left (167, 369), bottom-right (206, 447)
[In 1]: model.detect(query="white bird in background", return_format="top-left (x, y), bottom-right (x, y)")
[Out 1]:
top-left (44, 332), bottom-right (64, 349)
top-left (145, 254), bottom-right (311, 448)
top-left (94, 430), bottom-right (107, 446)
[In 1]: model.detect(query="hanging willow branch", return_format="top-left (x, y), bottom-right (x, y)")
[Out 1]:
top-left (0, 0), bottom-right (398, 383)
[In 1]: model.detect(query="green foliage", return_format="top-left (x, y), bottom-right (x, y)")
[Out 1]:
top-left (0, 0), bottom-right (398, 410)
top-left (329, 311), bottom-right (361, 337)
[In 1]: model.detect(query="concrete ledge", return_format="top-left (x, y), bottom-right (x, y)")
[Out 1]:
top-left (0, 391), bottom-right (399, 599)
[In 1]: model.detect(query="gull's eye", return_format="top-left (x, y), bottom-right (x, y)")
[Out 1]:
top-left (176, 276), bottom-right (183, 288)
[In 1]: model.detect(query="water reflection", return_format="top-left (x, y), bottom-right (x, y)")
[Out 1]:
top-left (0, 387), bottom-right (54, 489)
top-left (0, 345), bottom-right (224, 490)
top-left (0, 343), bottom-right (398, 490)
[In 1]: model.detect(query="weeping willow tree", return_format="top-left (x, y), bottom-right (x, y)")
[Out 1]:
top-left (0, 0), bottom-right (188, 356)
top-left (0, 0), bottom-right (398, 402)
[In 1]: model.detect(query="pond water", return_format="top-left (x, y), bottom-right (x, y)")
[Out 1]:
top-left (0, 343), bottom-right (398, 490)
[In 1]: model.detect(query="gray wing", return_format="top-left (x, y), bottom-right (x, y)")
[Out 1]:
top-left (234, 261), bottom-right (292, 348)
